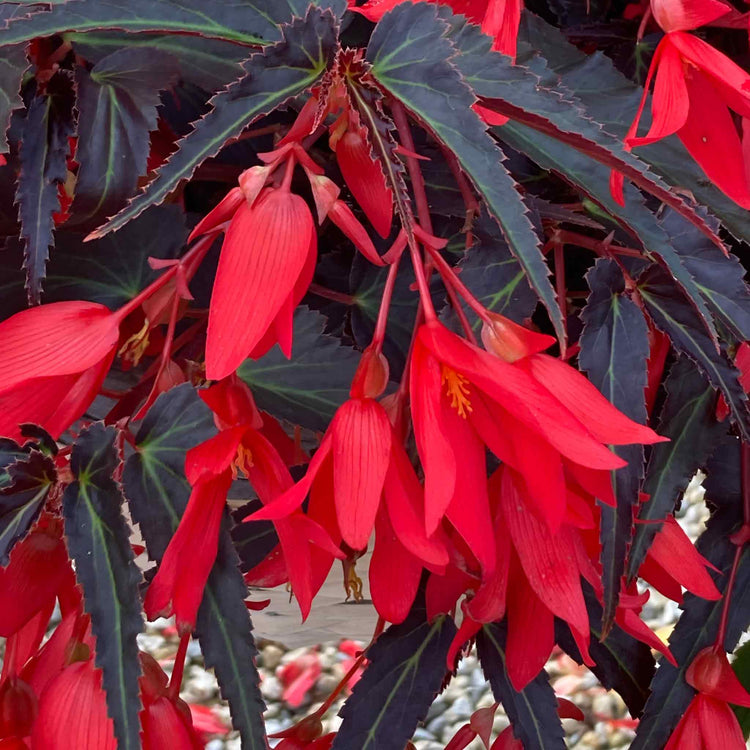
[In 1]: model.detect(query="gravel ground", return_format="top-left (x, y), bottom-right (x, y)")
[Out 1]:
top-left (135, 476), bottom-right (713, 749)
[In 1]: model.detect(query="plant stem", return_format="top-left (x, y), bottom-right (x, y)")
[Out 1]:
top-left (168, 633), bottom-right (191, 699)
top-left (372, 255), bottom-right (402, 351)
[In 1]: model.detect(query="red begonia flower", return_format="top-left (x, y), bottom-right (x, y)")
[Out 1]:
top-left (664, 693), bottom-right (746, 749)
top-left (31, 660), bottom-right (116, 750)
top-left (0, 301), bottom-right (120, 439)
top-left (203, 185), bottom-right (317, 379)
top-left (614, 27), bottom-right (750, 207)
top-left (687, 646), bottom-right (750, 707)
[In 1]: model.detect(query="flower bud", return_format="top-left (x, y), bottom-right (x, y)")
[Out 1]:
top-left (350, 348), bottom-right (390, 400)
top-left (480, 312), bottom-right (554, 363)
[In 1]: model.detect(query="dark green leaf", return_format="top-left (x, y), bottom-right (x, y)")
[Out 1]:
top-left (659, 209), bottom-right (750, 344)
top-left (231, 500), bottom-right (278, 574)
top-left (71, 48), bottom-right (179, 226)
top-left (15, 72), bottom-right (75, 304)
top-left (579, 258), bottom-right (649, 628)
top-left (731, 641), bottom-right (750, 738)
top-left (637, 265), bottom-right (750, 440)
top-left (632, 507), bottom-right (750, 749)
top-left (45, 205), bottom-right (187, 308)
top-left (90, 7), bottom-right (338, 238)
top-left (238, 307), bottom-right (360, 432)
top-left (450, 19), bottom-right (720, 251)
top-left (0, 44), bottom-right (26, 154)
top-left (122, 385), bottom-right (266, 747)
top-left (476, 621), bottom-right (565, 749)
top-left (555, 583), bottom-right (655, 717)
top-left (367, 3), bottom-right (563, 343)
top-left (627, 357), bottom-right (725, 579)
top-left (68, 32), bottom-right (247, 92)
top-left (62, 423), bottom-right (143, 750)
top-left (333, 605), bottom-right (456, 750)
top-left (0, 0), bottom-right (302, 46)
top-left (0, 450), bottom-right (56, 565)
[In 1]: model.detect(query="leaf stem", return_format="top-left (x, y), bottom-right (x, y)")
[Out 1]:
top-left (372, 255), bottom-right (402, 352)
top-left (169, 633), bottom-right (191, 700)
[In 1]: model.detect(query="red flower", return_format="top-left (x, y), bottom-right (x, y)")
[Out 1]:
top-left (614, 0), bottom-right (750, 206)
top-left (410, 317), bottom-right (665, 537)
top-left (203, 185), bottom-right (317, 379)
top-left (0, 301), bottom-right (120, 440)
top-left (665, 646), bottom-right (750, 749)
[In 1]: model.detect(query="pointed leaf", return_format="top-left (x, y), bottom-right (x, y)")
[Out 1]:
top-left (0, 37), bottom-right (26, 155)
top-left (62, 423), bottom-right (144, 750)
top-left (627, 357), bottom-right (725, 579)
top-left (238, 307), bottom-right (360, 432)
top-left (121, 385), bottom-right (266, 747)
top-left (579, 258), bottom-right (650, 628)
top-left (637, 265), bottom-right (750, 440)
top-left (15, 72), bottom-right (75, 304)
top-left (366, 3), bottom-right (564, 343)
top-left (476, 621), bottom-right (565, 749)
top-left (0, 450), bottom-right (56, 566)
top-left (90, 8), bottom-right (338, 238)
top-left (450, 18), bottom-right (720, 249)
top-left (231, 500), bottom-right (278, 573)
top-left (731, 641), bottom-right (750, 738)
top-left (0, 0), bottom-right (309, 46)
top-left (71, 48), bottom-right (179, 226)
top-left (333, 601), bottom-right (456, 750)
top-left (555, 583), bottom-right (655, 717)
top-left (631, 507), bottom-right (750, 749)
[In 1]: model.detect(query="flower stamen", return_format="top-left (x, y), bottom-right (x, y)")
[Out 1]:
top-left (441, 365), bottom-right (473, 418)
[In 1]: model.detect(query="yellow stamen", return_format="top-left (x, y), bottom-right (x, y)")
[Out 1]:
top-left (441, 365), bottom-right (473, 418)
top-left (234, 444), bottom-right (254, 477)
top-left (118, 318), bottom-right (150, 366)
top-left (343, 559), bottom-right (364, 603)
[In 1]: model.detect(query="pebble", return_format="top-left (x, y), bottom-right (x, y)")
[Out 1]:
top-left (261, 644), bottom-right (284, 671)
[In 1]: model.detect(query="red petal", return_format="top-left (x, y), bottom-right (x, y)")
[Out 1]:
top-left (143, 697), bottom-right (203, 750)
top-left (651, 0), bottom-right (729, 32)
top-left (687, 647), bottom-right (750, 707)
top-left (370, 504), bottom-right (423, 623)
top-left (328, 200), bottom-right (384, 266)
top-left (1, 599), bottom-right (54, 681)
top-left (675, 64), bottom-right (750, 207)
top-left (383, 439), bottom-right (449, 569)
top-left (645, 517), bottom-right (721, 601)
top-left (696, 694), bottom-right (746, 749)
top-left (185, 426), bottom-right (246, 485)
top-left (331, 398), bottom-right (392, 550)
top-left (31, 660), bottom-right (117, 750)
top-left (350, 0), bottom-right (403, 21)
top-left (410, 337), bottom-right (458, 533)
top-left (144, 473), bottom-right (232, 632)
top-left (500, 469), bottom-right (589, 636)
top-left (187, 187), bottom-right (243, 242)
top-left (664, 697), bottom-right (702, 750)
top-left (426, 565), bottom-right (475, 620)
top-left (446, 612), bottom-right (482, 670)
top-left (482, 0), bottom-right (522, 58)
top-left (244, 545), bottom-right (288, 587)
top-left (466, 516), bottom-right (510, 623)
top-left (445, 724), bottom-right (477, 750)
top-left (335, 129), bottom-right (393, 238)
top-left (506, 566), bottom-right (555, 691)
top-left (0, 301), bottom-right (118, 390)
top-left (565, 462), bottom-right (616, 507)
top-left (200, 376), bottom-right (261, 430)
top-left (21, 611), bottom-right (78, 697)
top-left (616, 607), bottom-right (676, 665)
top-left (0, 529), bottom-right (70, 638)
top-left (525, 354), bottom-right (666, 446)
top-left (420, 323), bottom-right (627, 469)
top-left (205, 191), bottom-right (315, 379)
top-left (627, 42), bottom-right (689, 147)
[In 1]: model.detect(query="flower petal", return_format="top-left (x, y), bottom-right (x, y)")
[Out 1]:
top-left (187, 187), bottom-right (244, 242)
top-left (651, 0), bottom-right (730, 32)
top-left (185, 426), bottom-right (246, 485)
top-left (205, 191), bottom-right (315, 379)
top-left (696, 694), bottom-right (746, 749)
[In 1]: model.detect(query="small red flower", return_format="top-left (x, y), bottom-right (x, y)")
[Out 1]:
top-left (0, 301), bottom-right (120, 440)
top-left (613, 0), bottom-right (750, 206)
top-left (203, 185), bottom-right (317, 379)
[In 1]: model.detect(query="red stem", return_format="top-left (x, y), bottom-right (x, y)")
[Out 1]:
top-left (168, 633), bottom-right (191, 699)
top-left (372, 255), bottom-right (402, 351)
top-left (308, 283), bottom-right (356, 305)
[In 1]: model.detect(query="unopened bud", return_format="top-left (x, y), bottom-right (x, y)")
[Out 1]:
top-left (350, 348), bottom-right (390, 399)
top-left (238, 165), bottom-right (272, 207)
top-left (480, 312), bottom-right (554, 363)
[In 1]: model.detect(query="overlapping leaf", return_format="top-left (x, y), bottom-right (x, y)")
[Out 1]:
top-left (637, 265), bottom-right (750, 440)
top-left (477, 622), bottom-right (565, 749)
top-left (631, 507), bottom-right (750, 749)
top-left (71, 48), bottom-right (179, 226)
top-left (90, 7), bottom-right (338, 238)
top-left (333, 602), bottom-right (455, 750)
top-left (122, 385), bottom-right (266, 747)
top-left (0, 450), bottom-right (56, 566)
top-left (555, 584), bottom-right (655, 717)
top-left (580, 258), bottom-right (650, 628)
top-left (366, 2), bottom-right (564, 344)
top-left (62, 423), bottom-right (143, 750)
top-left (627, 357), bottom-right (725, 579)
top-left (238, 307), bottom-right (360, 432)
top-left (15, 72), bottom-right (75, 304)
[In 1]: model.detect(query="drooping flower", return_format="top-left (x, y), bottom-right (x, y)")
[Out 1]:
top-left (613, 0), bottom-right (750, 206)
top-left (0, 301), bottom-right (120, 440)
top-left (411, 317), bottom-right (665, 535)
top-left (145, 377), bottom-right (343, 627)
top-left (665, 646), bottom-right (750, 749)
